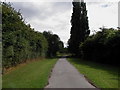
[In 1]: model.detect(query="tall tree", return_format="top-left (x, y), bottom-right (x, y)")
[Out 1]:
top-left (68, 0), bottom-right (90, 56)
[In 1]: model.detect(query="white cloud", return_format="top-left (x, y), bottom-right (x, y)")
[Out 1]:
top-left (4, 1), bottom-right (118, 47)
top-left (86, 2), bottom-right (118, 34)
top-left (12, 2), bottom-right (72, 47)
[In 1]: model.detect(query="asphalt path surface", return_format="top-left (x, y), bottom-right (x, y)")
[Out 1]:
top-left (45, 58), bottom-right (96, 88)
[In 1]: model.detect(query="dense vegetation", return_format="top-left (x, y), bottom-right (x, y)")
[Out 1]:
top-left (43, 31), bottom-right (64, 57)
top-left (2, 2), bottom-right (47, 69)
top-left (80, 28), bottom-right (120, 65)
top-left (2, 2), bottom-right (63, 71)
top-left (68, 1), bottom-right (90, 56)
top-left (68, 1), bottom-right (119, 65)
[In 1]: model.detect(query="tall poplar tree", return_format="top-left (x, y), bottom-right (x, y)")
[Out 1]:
top-left (68, 0), bottom-right (90, 56)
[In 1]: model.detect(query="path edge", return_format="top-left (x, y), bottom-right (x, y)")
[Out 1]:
top-left (66, 58), bottom-right (100, 89)
top-left (44, 59), bottom-right (58, 88)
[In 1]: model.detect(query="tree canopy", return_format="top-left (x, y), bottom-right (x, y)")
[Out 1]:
top-left (80, 28), bottom-right (120, 65)
top-left (2, 2), bottom-right (49, 69)
top-left (43, 31), bottom-right (64, 57)
top-left (68, 0), bottom-right (90, 56)
top-left (2, 2), bottom-right (64, 70)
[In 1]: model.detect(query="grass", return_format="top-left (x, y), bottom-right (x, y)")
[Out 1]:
top-left (2, 58), bottom-right (57, 88)
top-left (67, 58), bottom-right (119, 88)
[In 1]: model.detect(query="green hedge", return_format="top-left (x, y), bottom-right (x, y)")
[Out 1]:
top-left (80, 28), bottom-right (120, 65)
top-left (2, 2), bottom-right (48, 69)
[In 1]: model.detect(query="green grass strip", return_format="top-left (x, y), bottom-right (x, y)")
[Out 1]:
top-left (67, 58), bottom-right (119, 88)
top-left (3, 58), bottom-right (57, 88)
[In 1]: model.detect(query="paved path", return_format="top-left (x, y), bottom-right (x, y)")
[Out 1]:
top-left (45, 58), bottom-right (96, 88)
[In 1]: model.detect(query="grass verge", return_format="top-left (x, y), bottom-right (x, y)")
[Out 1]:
top-left (2, 58), bottom-right (57, 88)
top-left (67, 58), bottom-right (119, 88)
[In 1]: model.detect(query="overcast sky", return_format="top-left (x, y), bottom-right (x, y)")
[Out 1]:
top-left (3, 0), bottom-right (119, 47)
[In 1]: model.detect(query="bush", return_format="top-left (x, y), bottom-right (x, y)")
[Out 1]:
top-left (2, 2), bottom-right (48, 69)
top-left (80, 28), bottom-right (120, 65)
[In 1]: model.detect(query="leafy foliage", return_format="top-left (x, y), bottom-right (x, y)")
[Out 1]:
top-left (80, 28), bottom-right (120, 65)
top-left (43, 31), bottom-right (64, 57)
top-left (68, 0), bottom-right (90, 56)
top-left (2, 2), bottom-right (48, 69)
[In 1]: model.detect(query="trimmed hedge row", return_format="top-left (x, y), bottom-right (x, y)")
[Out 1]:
top-left (80, 28), bottom-right (120, 65)
top-left (2, 3), bottom-right (48, 68)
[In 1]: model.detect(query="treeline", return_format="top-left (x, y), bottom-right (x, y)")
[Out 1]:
top-left (68, 1), bottom-right (119, 66)
top-left (43, 31), bottom-right (64, 57)
top-left (80, 28), bottom-right (120, 65)
top-left (2, 2), bottom-right (64, 69)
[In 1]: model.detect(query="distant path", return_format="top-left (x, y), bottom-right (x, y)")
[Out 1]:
top-left (45, 58), bottom-right (96, 88)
